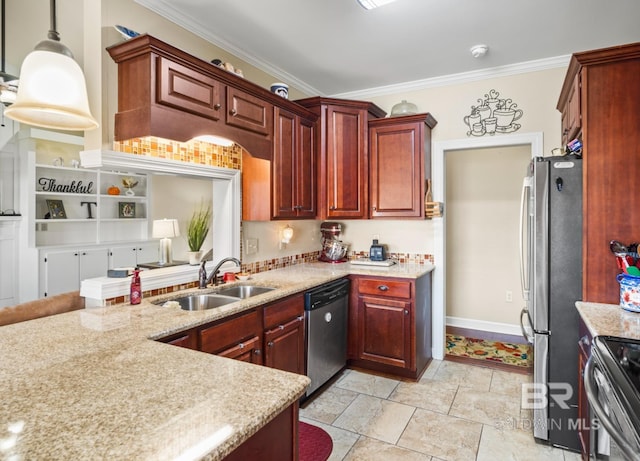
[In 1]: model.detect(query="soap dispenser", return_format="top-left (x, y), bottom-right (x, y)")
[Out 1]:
top-left (369, 239), bottom-right (386, 261)
top-left (130, 268), bottom-right (142, 305)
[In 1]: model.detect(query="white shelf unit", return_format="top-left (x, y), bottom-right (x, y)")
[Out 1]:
top-left (33, 164), bottom-right (149, 247)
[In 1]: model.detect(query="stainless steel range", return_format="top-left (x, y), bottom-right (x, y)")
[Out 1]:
top-left (585, 336), bottom-right (640, 460)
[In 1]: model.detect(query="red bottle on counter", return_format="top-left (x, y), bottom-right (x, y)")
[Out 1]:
top-left (130, 268), bottom-right (142, 305)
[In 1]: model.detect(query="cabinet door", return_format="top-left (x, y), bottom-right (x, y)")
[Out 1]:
top-left (358, 296), bottom-right (412, 369)
top-left (295, 116), bottom-right (316, 218)
top-left (42, 250), bottom-right (81, 297)
top-left (369, 119), bottom-right (424, 218)
top-left (109, 246), bottom-right (137, 269)
top-left (156, 55), bottom-right (224, 122)
top-left (218, 336), bottom-right (263, 364)
top-left (325, 105), bottom-right (368, 218)
top-left (226, 87), bottom-right (273, 137)
top-left (79, 248), bottom-right (109, 281)
top-left (200, 310), bottom-right (262, 358)
top-left (264, 316), bottom-right (305, 375)
top-left (272, 108), bottom-right (297, 218)
top-left (135, 242), bottom-right (159, 265)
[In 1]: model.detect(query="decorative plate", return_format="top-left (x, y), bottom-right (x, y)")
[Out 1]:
top-left (114, 25), bottom-right (140, 40)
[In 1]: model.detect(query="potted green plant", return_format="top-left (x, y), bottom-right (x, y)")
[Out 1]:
top-left (186, 203), bottom-right (212, 265)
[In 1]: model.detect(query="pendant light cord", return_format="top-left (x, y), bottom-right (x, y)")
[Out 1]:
top-left (47, 0), bottom-right (60, 42)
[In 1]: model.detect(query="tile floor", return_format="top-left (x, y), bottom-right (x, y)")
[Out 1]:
top-left (300, 359), bottom-right (583, 461)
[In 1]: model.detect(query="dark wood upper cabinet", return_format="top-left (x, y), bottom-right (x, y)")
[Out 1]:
top-left (557, 42), bottom-right (640, 304)
top-left (296, 97), bottom-right (386, 219)
top-left (107, 34), bottom-right (313, 160)
top-left (368, 113), bottom-right (437, 219)
top-left (271, 108), bottom-right (316, 219)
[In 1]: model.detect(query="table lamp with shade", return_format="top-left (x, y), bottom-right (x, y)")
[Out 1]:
top-left (153, 219), bottom-right (180, 265)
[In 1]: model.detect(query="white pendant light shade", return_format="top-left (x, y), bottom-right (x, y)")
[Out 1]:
top-left (4, 49), bottom-right (98, 130)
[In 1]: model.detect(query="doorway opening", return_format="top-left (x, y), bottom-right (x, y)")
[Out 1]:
top-left (431, 132), bottom-right (543, 359)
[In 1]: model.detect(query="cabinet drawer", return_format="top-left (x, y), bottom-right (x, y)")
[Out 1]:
top-left (226, 87), bottom-right (273, 136)
top-left (200, 309), bottom-right (261, 354)
top-left (358, 278), bottom-right (411, 299)
top-left (156, 56), bottom-right (224, 121)
top-left (263, 294), bottom-right (304, 329)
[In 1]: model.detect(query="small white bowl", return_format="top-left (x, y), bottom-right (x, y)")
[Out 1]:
top-left (236, 274), bottom-right (251, 281)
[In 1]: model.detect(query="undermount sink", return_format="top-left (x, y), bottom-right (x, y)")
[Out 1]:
top-left (170, 294), bottom-right (240, 311)
top-left (215, 285), bottom-right (276, 299)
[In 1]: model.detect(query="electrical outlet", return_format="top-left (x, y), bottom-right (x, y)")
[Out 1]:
top-left (506, 290), bottom-right (513, 302)
top-left (245, 238), bottom-right (258, 255)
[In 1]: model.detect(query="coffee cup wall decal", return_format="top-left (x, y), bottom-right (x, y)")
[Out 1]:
top-left (463, 89), bottom-right (524, 137)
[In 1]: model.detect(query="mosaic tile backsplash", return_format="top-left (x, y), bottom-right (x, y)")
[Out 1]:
top-left (114, 136), bottom-right (242, 170)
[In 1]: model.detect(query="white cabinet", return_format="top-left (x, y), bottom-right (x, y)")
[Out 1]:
top-left (0, 219), bottom-right (19, 307)
top-left (109, 242), bottom-right (159, 269)
top-left (40, 248), bottom-right (109, 298)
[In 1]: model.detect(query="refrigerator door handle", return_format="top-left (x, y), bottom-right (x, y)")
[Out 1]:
top-left (519, 177), bottom-right (532, 301)
top-left (520, 307), bottom-right (534, 344)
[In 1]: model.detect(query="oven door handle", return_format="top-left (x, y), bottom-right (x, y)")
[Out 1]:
top-left (584, 355), bottom-right (639, 460)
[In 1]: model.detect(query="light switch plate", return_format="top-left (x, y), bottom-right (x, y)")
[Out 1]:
top-left (245, 238), bottom-right (258, 255)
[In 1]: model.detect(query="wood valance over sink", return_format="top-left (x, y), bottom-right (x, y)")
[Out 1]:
top-left (107, 34), bottom-right (316, 160)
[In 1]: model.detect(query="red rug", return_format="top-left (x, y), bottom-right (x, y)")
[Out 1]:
top-left (299, 421), bottom-right (333, 461)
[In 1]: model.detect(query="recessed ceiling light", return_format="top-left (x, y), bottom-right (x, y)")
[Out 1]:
top-left (470, 44), bottom-right (489, 58)
top-left (357, 0), bottom-right (397, 10)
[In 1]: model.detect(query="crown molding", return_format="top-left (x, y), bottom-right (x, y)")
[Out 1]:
top-left (134, 0), bottom-right (571, 99)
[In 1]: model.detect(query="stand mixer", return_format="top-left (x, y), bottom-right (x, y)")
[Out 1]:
top-left (319, 222), bottom-right (349, 263)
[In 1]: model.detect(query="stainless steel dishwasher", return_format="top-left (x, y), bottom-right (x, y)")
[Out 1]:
top-left (304, 278), bottom-right (350, 397)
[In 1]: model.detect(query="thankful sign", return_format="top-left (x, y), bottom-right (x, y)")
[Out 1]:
top-left (38, 177), bottom-right (94, 194)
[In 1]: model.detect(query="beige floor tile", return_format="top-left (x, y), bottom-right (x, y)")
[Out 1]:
top-left (335, 369), bottom-right (400, 399)
top-left (430, 360), bottom-right (493, 391)
top-left (388, 379), bottom-right (458, 414)
top-left (419, 359), bottom-right (443, 380)
top-left (450, 387), bottom-right (522, 426)
top-left (477, 424), bottom-right (569, 461)
top-left (490, 369), bottom-right (532, 397)
top-left (299, 417), bottom-right (360, 461)
top-left (397, 408), bottom-right (482, 461)
top-left (343, 436), bottom-right (432, 461)
top-left (333, 394), bottom-right (415, 444)
top-left (301, 386), bottom-right (359, 424)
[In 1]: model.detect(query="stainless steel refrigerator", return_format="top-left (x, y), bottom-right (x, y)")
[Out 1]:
top-left (519, 156), bottom-right (582, 451)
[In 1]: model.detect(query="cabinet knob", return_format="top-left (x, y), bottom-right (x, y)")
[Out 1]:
top-left (238, 342), bottom-right (245, 349)
top-left (254, 349), bottom-right (261, 355)
top-left (378, 285), bottom-right (389, 291)
top-left (279, 324), bottom-right (284, 330)
top-left (297, 316), bottom-right (304, 322)
top-left (213, 103), bottom-right (221, 110)
top-left (229, 108), bottom-right (237, 116)
top-left (372, 207), bottom-right (377, 211)
top-left (329, 206), bottom-right (336, 210)
top-left (267, 341), bottom-right (274, 347)
top-left (404, 309), bottom-right (409, 315)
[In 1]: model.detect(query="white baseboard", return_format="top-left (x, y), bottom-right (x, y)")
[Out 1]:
top-left (446, 316), bottom-right (522, 337)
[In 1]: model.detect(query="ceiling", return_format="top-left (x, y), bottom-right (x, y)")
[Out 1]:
top-left (136, 0), bottom-right (640, 97)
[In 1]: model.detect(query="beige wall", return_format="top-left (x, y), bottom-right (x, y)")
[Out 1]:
top-left (445, 145), bottom-right (531, 326)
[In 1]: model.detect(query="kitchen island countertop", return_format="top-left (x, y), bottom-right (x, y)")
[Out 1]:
top-left (576, 301), bottom-right (640, 340)
top-left (0, 261), bottom-right (433, 460)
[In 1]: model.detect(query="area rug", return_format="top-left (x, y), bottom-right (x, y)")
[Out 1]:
top-left (446, 334), bottom-right (533, 368)
top-left (299, 421), bottom-right (332, 461)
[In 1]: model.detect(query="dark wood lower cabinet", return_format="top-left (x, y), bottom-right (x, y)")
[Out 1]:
top-left (348, 274), bottom-right (432, 380)
top-left (264, 316), bottom-right (305, 374)
top-left (224, 403), bottom-right (299, 461)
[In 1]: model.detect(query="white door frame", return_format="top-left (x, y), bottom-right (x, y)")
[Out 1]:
top-left (431, 132), bottom-right (544, 359)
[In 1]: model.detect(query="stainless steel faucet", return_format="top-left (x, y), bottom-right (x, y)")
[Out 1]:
top-left (199, 257), bottom-right (242, 288)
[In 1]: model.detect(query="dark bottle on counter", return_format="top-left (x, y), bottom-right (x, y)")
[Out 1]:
top-left (130, 268), bottom-right (142, 305)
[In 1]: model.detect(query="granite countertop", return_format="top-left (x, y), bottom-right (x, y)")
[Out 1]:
top-left (0, 261), bottom-right (434, 460)
top-left (576, 301), bottom-right (640, 340)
